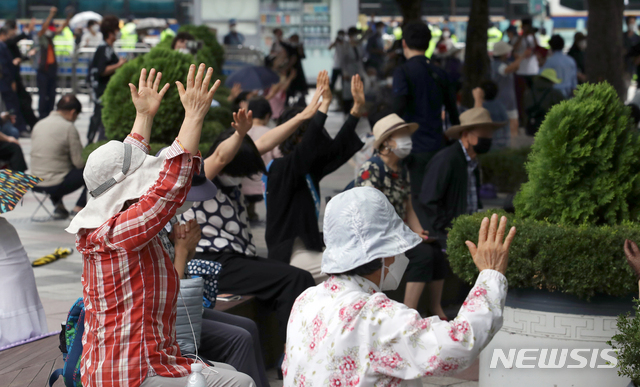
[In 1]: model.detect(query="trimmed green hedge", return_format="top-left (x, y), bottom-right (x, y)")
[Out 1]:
top-left (479, 147), bottom-right (530, 193)
top-left (514, 82), bottom-right (640, 226)
top-left (102, 47), bottom-right (231, 145)
top-left (155, 24), bottom-right (224, 75)
top-left (447, 210), bottom-right (638, 299)
top-left (609, 299), bottom-right (640, 384)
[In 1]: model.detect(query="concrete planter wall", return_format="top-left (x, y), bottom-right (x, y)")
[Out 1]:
top-left (478, 288), bottom-right (634, 387)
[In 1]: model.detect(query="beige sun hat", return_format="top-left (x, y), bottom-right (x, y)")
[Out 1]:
top-left (444, 107), bottom-right (506, 139)
top-left (372, 113), bottom-right (419, 149)
top-left (65, 141), bottom-right (166, 234)
top-left (492, 41), bottom-right (513, 57)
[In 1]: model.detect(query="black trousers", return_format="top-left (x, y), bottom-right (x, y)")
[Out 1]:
top-left (330, 68), bottom-right (342, 90)
top-left (37, 66), bottom-right (57, 119)
top-left (37, 168), bottom-right (87, 208)
top-left (194, 251), bottom-right (315, 341)
top-left (16, 76), bottom-right (38, 129)
top-left (87, 102), bottom-right (105, 144)
top-left (0, 141), bottom-right (26, 171)
top-left (199, 309), bottom-right (269, 387)
top-left (405, 242), bottom-right (449, 283)
top-left (406, 151), bottom-right (439, 229)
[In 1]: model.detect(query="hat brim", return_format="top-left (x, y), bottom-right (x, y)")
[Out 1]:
top-left (538, 74), bottom-right (562, 84)
top-left (444, 121), bottom-right (506, 139)
top-left (373, 122), bottom-right (419, 150)
top-left (66, 154), bottom-right (164, 234)
top-left (187, 179), bottom-right (217, 202)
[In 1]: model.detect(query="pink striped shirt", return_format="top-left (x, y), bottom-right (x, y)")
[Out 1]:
top-left (77, 135), bottom-right (201, 387)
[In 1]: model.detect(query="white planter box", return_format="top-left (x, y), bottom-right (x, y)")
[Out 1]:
top-left (478, 305), bottom-right (630, 387)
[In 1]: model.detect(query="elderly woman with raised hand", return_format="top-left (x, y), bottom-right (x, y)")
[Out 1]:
top-left (66, 64), bottom-right (255, 387)
top-left (283, 187), bottom-right (516, 386)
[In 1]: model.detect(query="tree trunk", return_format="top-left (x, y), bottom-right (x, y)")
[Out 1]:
top-left (586, 0), bottom-right (625, 100)
top-left (461, 0), bottom-right (490, 108)
top-left (395, 0), bottom-right (422, 23)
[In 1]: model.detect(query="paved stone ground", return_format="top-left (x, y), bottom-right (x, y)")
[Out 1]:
top-left (5, 94), bottom-right (478, 386)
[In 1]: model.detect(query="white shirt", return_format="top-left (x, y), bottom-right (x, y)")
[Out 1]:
top-left (516, 35), bottom-right (539, 76)
top-left (80, 30), bottom-right (104, 47)
top-left (283, 269), bottom-right (508, 386)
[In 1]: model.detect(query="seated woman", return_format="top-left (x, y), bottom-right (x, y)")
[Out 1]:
top-left (284, 187), bottom-right (516, 386)
top-left (181, 75), bottom-right (329, 347)
top-left (0, 170), bottom-right (48, 347)
top-left (264, 71), bottom-right (365, 283)
top-left (354, 113), bottom-right (448, 319)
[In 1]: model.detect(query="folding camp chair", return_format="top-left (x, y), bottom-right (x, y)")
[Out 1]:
top-left (30, 186), bottom-right (54, 222)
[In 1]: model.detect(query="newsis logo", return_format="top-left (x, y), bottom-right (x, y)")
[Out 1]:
top-left (490, 348), bottom-right (618, 369)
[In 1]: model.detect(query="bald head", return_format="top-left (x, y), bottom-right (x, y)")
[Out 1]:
top-left (56, 94), bottom-right (82, 122)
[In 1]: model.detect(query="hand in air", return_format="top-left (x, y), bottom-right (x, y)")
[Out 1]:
top-left (317, 70), bottom-right (332, 108)
top-left (624, 239), bottom-right (640, 280)
top-left (465, 214), bottom-right (516, 275)
top-left (298, 76), bottom-right (324, 120)
top-left (351, 74), bottom-right (365, 112)
top-left (128, 68), bottom-right (170, 117)
top-left (176, 63), bottom-right (221, 122)
top-left (232, 108), bottom-right (253, 137)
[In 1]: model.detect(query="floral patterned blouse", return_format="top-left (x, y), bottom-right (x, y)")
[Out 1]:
top-left (355, 157), bottom-right (411, 220)
top-left (283, 270), bottom-right (507, 387)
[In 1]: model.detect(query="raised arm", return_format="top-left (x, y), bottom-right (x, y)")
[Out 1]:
top-left (254, 72), bottom-right (324, 155)
top-left (176, 63), bottom-right (221, 154)
top-left (127, 68), bottom-right (171, 143)
top-left (38, 7), bottom-right (57, 38)
top-left (204, 108), bottom-right (252, 179)
top-left (57, 12), bottom-right (72, 34)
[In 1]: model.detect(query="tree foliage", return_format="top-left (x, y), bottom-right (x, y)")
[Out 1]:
top-left (102, 47), bottom-right (231, 145)
top-left (479, 146), bottom-right (530, 193)
top-left (447, 210), bottom-right (638, 299)
top-left (514, 82), bottom-right (640, 226)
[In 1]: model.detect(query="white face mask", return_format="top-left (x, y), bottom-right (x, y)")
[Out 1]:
top-left (391, 136), bottom-right (413, 159)
top-left (45, 30), bottom-right (55, 38)
top-left (175, 200), bottom-right (194, 216)
top-left (91, 24), bottom-right (100, 33)
top-left (218, 174), bottom-right (243, 187)
top-left (443, 31), bottom-right (451, 38)
top-left (178, 48), bottom-right (191, 55)
top-left (379, 255), bottom-right (410, 291)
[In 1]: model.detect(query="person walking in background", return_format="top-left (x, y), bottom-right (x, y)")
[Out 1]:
top-left (328, 30), bottom-right (346, 91)
top-left (513, 18), bottom-right (539, 125)
top-left (80, 19), bottom-right (103, 48)
top-left (366, 21), bottom-right (386, 78)
top-left (624, 16), bottom-right (640, 91)
top-left (541, 35), bottom-right (577, 99)
top-left (35, 7), bottom-right (71, 119)
top-left (475, 81), bottom-right (510, 150)
top-left (87, 15), bottom-right (127, 143)
top-left (285, 34), bottom-right (307, 106)
top-left (491, 41), bottom-right (530, 142)
top-left (523, 68), bottom-right (565, 136)
top-left (223, 19), bottom-right (245, 46)
top-left (340, 27), bottom-right (365, 115)
top-left (0, 26), bottom-right (25, 135)
top-left (392, 21), bottom-right (459, 228)
top-left (5, 19), bottom-right (38, 132)
top-left (568, 32), bottom-right (587, 84)
top-left (30, 95), bottom-right (86, 219)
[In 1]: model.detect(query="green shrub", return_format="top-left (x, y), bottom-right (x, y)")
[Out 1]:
top-left (609, 299), bottom-right (640, 385)
top-left (479, 147), bottom-right (530, 193)
top-left (102, 47), bottom-right (232, 145)
top-left (447, 210), bottom-right (638, 299)
top-left (82, 140), bottom-right (109, 162)
top-left (514, 82), bottom-right (640, 226)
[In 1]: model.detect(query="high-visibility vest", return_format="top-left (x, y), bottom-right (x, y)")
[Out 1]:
top-left (160, 27), bottom-right (176, 43)
top-left (487, 26), bottom-right (503, 51)
top-left (426, 25), bottom-right (442, 58)
top-left (393, 26), bottom-right (402, 40)
top-left (538, 34), bottom-right (550, 49)
top-left (53, 26), bottom-right (74, 56)
top-left (120, 22), bottom-right (138, 49)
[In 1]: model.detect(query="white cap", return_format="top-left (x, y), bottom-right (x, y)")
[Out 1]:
top-left (321, 187), bottom-right (422, 274)
top-left (191, 363), bottom-right (203, 373)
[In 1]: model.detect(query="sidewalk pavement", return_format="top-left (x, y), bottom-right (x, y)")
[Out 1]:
top-left (5, 94), bottom-right (478, 386)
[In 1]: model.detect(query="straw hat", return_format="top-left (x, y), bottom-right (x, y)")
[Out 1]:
top-left (493, 41), bottom-right (513, 57)
top-left (538, 68), bottom-right (562, 84)
top-left (66, 141), bottom-right (165, 234)
top-left (444, 107), bottom-right (506, 139)
top-left (321, 187), bottom-right (422, 274)
top-left (372, 113), bottom-right (418, 150)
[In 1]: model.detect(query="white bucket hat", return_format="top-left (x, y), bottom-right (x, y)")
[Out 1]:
top-left (66, 141), bottom-right (165, 234)
top-left (321, 187), bottom-right (422, 274)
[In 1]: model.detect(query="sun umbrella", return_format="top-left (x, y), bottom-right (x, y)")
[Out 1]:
top-left (0, 170), bottom-right (42, 213)
top-left (69, 11), bottom-right (103, 31)
top-left (224, 66), bottom-right (281, 91)
top-left (135, 18), bottom-right (168, 30)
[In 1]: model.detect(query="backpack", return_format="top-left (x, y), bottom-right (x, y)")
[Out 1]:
top-left (49, 297), bottom-right (85, 387)
top-left (343, 156), bottom-right (407, 191)
top-left (525, 88), bottom-right (551, 136)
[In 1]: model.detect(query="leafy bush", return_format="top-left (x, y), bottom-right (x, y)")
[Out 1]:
top-left (609, 299), bottom-right (640, 385)
top-left (514, 82), bottom-right (640, 226)
top-left (447, 210), bottom-right (638, 299)
top-left (82, 140), bottom-right (109, 162)
top-left (479, 147), bottom-right (530, 193)
top-left (102, 47), bottom-right (232, 145)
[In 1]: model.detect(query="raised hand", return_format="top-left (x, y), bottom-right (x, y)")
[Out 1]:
top-left (317, 70), bottom-right (332, 110)
top-left (231, 108), bottom-right (253, 137)
top-left (299, 82), bottom-right (324, 120)
top-left (351, 74), bottom-right (365, 116)
top-left (465, 214), bottom-right (516, 275)
top-left (624, 239), bottom-right (640, 280)
top-left (128, 68), bottom-right (170, 118)
top-left (176, 63), bottom-right (221, 122)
